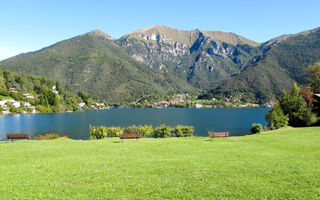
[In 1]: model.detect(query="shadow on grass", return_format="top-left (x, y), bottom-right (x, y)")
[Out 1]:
top-left (112, 141), bottom-right (122, 143)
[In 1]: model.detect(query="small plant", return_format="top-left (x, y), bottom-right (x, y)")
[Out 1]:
top-left (251, 123), bottom-right (263, 134)
top-left (124, 126), bottom-right (141, 134)
top-left (34, 133), bottom-right (59, 140)
top-left (89, 125), bottom-right (107, 140)
top-left (139, 125), bottom-right (153, 137)
top-left (154, 125), bottom-right (171, 138)
top-left (106, 127), bottom-right (123, 137)
top-left (173, 125), bottom-right (194, 137)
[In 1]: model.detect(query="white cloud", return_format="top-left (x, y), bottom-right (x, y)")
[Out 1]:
top-left (0, 47), bottom-right (21, 61)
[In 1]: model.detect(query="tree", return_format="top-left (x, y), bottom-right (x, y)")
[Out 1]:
top-left (306, 62), bottom-right (320, 93)
top-left (265, 103), bottom-right (289, 130)
top-left (279, 83), bottom-right (315, 127)
top-left (306, 62), bottom-right (320, 115)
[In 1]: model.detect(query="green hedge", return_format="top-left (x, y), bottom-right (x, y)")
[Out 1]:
top-left (89, 125), bottom-right (195, 139)
top-left (154, 125), bottom-right (171, 138)
top-left (172, 125), bottom-right (194, 137)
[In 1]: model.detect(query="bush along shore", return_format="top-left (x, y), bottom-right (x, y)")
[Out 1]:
top-left (247, 62), bottom-right (320, 134)
top-left (249, 64), bottom-right (320, 135)
top-left (89, 125), bottom-right (194, 139)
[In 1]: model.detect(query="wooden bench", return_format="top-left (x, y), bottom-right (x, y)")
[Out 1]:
top-left (120, 133), bottom-right (141, 141)
top-left (6, 133), bottom-right (30, 141)
top-left (209, 132), bottom-right (229, 138)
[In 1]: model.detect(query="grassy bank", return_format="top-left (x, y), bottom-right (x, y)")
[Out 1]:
top-left (0, 127), bottom-right (320, 199)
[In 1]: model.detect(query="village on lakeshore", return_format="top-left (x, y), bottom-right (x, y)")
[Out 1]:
top-left (0, 84), bottom-right (109, 115)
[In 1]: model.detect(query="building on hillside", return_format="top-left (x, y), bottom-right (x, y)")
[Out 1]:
top-left (78, 102), bottom-right (86, 107)
top-left (153, 101), bottom-right (169, 108)
top-left (195, 103), bottom-right (203, 108)
top-left (7, 100), bottom-right (20, 108)
top-left (23, 102), bottom-right (31, 107)
top-left (8, 88), bottom-right (18, 93)
top-left (0, 100), bottom-right (8, 107)
top-left (23, 93), bottom-right (34, 99)
top-left (52, 85), bottom-right (59, 94)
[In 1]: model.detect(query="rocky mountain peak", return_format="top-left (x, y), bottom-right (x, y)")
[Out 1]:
top-left (89, 29), bottom-right (114, 40)
top-left (124, 25), bottom-right (259, 47)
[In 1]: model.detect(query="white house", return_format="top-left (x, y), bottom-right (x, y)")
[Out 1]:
top-left (23, 102), bottom-right (31, 107)
top-left (78, 102), bottom-right (86, 107)
top-left (8, 88), bottom-right (18, 93)
top-left (0, 100), bottom-right (8, 107)
top-left (52, 85), bottom-right (59, 94)
top-left (8, 100), bottom-right (20, 108)
top-left (23, 93), bottom-right (34, 99)
top-left (195, 103), bottom-right (203, 108)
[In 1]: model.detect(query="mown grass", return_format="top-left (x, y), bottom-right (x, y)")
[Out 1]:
top-left (0, 127), bottom-right (319, 199)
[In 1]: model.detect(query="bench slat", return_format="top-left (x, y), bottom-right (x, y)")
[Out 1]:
top-left (6, 133), bottom-right (30, 140)
top-left (210, 132), bottom-right (229, 138)
top-left (120, 133), bottom-right (141, 139)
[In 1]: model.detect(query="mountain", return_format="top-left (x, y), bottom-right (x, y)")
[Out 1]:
top-left (1, 25), bottom-right (320, 105)
top-left (118, 25), bottom-right (260, 88)
top-left (125, 25), bottom-right (259, 46)
top-left (200, 27), bottom-right (320, 104)
top-left (0, 30), bottom-right (194, 103)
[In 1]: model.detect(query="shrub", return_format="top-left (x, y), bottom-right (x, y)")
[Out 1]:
top-left (89, 125), bottom-right (107, 140)
top-left (173, 125), bottom-right (194, 137)
top-left (34, 133), bottom-right (59, 140)
top-left (279, 84), bottom-right (315, 127)
top-left (250, 123), bottom-right (263, 134)
top-left (36, 105), bottom-right (52, 113)
top-left (154, 125), bottom-right (171, 138)
top-left (139, 125), bottom-right (153, 137)
top-left (124, 126), bottom-right (141, 134)
top-left (106, 127), bottom-right (123, 137)
top-left (265, 103), bottom-right (289, 130)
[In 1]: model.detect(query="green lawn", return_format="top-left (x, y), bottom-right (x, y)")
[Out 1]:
top-left (0, 127), bottom-right (320, 199)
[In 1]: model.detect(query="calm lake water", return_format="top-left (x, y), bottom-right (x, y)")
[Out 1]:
top-left (0, 108), bottom-right (269, 140)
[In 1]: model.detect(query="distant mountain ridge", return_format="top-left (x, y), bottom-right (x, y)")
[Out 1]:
top-left (1, 25), bottom-right (320, 104)
top-left (125, 25), bottom-right (259, 47)
top-left (201, 27), bottom-right (320, 104)
top-left (119, 25), bottom-right (261, 88)
top-left (0, 31), bottom-right (194, 103)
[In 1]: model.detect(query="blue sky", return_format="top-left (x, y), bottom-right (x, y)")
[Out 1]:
top-left (0, 0), bottom-right (319, 60)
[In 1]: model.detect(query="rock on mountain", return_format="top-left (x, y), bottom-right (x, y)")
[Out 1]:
top-left (0, 31), bottom-right (194, 103)
top-left (200, 27), bottom-right (320, 104)
top-left (118, 25), bottom-right (260, 88)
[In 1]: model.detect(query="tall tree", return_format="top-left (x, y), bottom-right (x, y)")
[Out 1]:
top-left (306, 62), bottom-right (320, 93)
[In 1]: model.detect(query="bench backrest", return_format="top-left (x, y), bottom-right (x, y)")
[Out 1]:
top-left (120, 133), bottom-right (141, 139)
top-left (6, 133), bottom-right (30, 139)
top-left (210, 132), bottom-right (229, 138)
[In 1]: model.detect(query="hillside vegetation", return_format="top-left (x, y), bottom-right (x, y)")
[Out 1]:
top-left (0, 127), bottom-right (319, 199)
top-left (201, 28), bottom-right (320, 104)
top-left (1, 31), bottom-right (194, 103)
top-left (0, 69), bottom-right (101, 114)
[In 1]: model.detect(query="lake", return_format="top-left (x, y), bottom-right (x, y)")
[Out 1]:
top-left (0, 108), bottom-right (269, 140)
